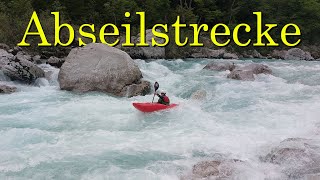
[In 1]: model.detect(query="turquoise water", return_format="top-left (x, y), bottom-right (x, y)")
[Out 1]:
top-left (1, 59), bottom-right (320, 179)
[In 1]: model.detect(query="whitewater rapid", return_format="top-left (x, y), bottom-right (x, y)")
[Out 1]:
top-left (0, 59), bottom-right (320, 179)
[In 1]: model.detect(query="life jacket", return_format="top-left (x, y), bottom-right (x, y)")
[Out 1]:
top-left (163, 95), bottom-right (170, 104)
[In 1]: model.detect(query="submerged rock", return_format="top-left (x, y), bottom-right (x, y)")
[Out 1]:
top-left (59, 43), bottom-right (150, 97)
top-left (285, 48), bottom-right (314, 61)
top-left (0, 84), bottom-right (17, 93)
top-left (2, 56), bottom-right (45, 83)
top-left (227, 63), bottom-right (272, 81)
top-left (262, 138), bottom-right (320, 179)
top-left (203, 61), bottom-right (236, 71)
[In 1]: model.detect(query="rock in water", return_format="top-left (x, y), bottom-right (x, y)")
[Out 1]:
top-left (285, 48), bottom-right (314, 61)
top-left (227, 63), bottom-right (272, 81)
top-left (262, 138), bottom-right (320, 178)
top-left (58, 43), bottom-right (149, 97)
top-left (181, 159), bottom-right (244, 179)
top-left (2, 56), bottom-right (45, 83)
top-left (203, 61), bottom-right (236, 71)
top-left (0, 84), bottom-right (17, 94)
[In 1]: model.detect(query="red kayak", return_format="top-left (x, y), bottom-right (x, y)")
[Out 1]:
top-left (132, 103), bottom-right (178, 113)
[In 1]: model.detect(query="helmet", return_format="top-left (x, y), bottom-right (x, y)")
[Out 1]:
top-left (159, 89), bottom-right (166, 95)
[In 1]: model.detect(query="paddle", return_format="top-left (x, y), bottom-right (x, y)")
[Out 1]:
top-left (152, 82), bottom-right (159, 103)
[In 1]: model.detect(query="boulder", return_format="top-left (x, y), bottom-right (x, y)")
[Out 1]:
top-left (0, 43), bottom-right (10, 51)
top-left (227, 63), bottom-right (272, 81)
top-left (285, 48), bottom-right (314, 61)
top-left (2, 56), bottom-right (45, 83)
top-left (47, 56), bottom-right (65, 68)
top-left (58, 43), bottom-right (150, 97)
top-left (0, 84), bottom-right (17, 94)
top-left (203, 61), bottom-right (236, 71)
top-left (262, 138), bottom-right (320, 178)
top-left (15, 51), bottom-right (32, 62)
top-left (223, 52), bottom-right (239, 59)
top-left (121, 29), bottom-right (165, 59)
top-left (32, 55), bottom-right (44, 64)
top-left (227, 70), bottom-right (255, 81)
top-left (123, 80), bottom-right (151, 97)
top-left (0, 49), bottom-right (14, 69)
top-left (271, 50), bottom-right (287, 59)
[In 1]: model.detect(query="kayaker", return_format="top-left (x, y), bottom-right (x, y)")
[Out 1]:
top-left (155, 90), bottom-right (170, 105)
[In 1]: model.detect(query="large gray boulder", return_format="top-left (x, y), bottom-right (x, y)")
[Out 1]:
top-left (285, 48), bottom-right (314, 61)
top-left (2, 56), bottom-right (45, 83)
top-left (121, 29), bottom-right (165, 59)
top-left (227, 63), bottom-right (272, 81)
top-left (0, 49), bottom-right (14, 69)
top-left (203, 61), bottom-right (236, 71)
top-left (0, 84), bottom-right (17, 94)
top-left (262, 138), bottom-right (320, 179)
top-left (58, 43), bottom-right (150, 97)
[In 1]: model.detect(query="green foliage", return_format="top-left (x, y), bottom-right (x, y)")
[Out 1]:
top-left (0, 0), bottom-right (319, 47)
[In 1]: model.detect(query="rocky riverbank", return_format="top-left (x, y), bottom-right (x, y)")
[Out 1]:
top-left (1, 37), bottom-right (319, 94)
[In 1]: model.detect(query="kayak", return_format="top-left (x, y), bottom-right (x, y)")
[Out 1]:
top-left (132, 102), bottom-right (178, 113)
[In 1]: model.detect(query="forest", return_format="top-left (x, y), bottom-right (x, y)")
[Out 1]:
top-left (1, 0), bottom-right (320, 49)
